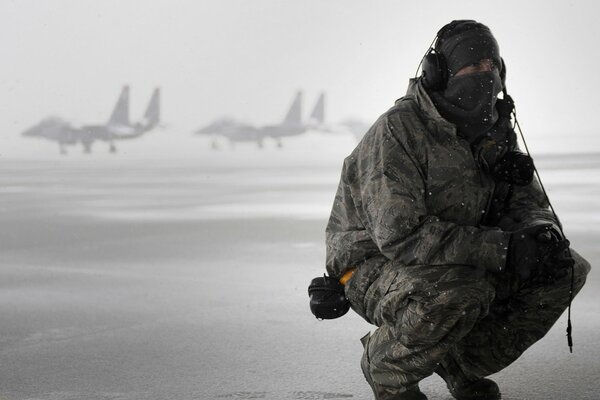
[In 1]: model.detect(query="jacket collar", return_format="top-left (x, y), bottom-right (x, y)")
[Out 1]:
top-left (401, 78), bottom-right (456, 134)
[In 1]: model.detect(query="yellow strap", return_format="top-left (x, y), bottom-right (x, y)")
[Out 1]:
top-left (339, 268), bottom-right (356, 285)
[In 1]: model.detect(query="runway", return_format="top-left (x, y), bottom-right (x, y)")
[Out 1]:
top-left (0, 140), bottom-right (598, 400)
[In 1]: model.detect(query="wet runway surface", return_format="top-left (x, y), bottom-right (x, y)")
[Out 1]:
top-left (0, 150), bottom-right (598, 399)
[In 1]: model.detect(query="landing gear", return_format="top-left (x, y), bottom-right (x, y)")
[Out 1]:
top-left (109, 142), bottom-right (117, 153)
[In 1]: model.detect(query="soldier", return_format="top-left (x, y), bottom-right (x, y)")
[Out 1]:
top-left (324, 20), bottom-right (590, 400)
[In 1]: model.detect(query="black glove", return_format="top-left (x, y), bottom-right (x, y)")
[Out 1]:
top-left (308, 275), bottom-right (350, 320)
top-left (492, 151), bottom-right (534, 186)
top-left (533, 226), bottom-right (574, 284)
top-left (508, 225), bottom-right (573, 285)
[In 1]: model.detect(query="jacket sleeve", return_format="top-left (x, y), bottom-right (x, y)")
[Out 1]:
top-left (326, 157), bottom-right (382, 279)
top-left (357, 115), bottom-right (510, 273)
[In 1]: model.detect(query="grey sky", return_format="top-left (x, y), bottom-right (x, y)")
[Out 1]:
top-left (2, 0), bottom-right (599, 156)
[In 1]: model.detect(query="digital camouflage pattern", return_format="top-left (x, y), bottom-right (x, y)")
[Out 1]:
top-left (325, 79), bottom-right (590, 397)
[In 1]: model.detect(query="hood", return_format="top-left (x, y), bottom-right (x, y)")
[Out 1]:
top-left (402, 78), bottom-right (456, 133)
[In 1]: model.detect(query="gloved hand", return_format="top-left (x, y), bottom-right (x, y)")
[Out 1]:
top-left (308, 275), bottom-right (350, 320)
top-left (536, 224), bottom-right (564, 242)
top-left (507, 224), bottom-right (574, 285)
top-left (492, 151), bottom-right (534, 186)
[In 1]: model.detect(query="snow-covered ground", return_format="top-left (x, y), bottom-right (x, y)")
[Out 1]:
top-left (0, 133), bottom-right (598, 400)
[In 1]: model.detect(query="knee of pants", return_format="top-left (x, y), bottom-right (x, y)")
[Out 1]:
top-left (395, 281), bottom-right (495, 346)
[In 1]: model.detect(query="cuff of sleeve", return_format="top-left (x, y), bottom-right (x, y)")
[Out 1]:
top-left (470, 228), bottom-right (512, 273)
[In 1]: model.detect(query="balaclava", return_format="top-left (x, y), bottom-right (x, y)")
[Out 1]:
top-left (428, 20), bottom-right (503, 142)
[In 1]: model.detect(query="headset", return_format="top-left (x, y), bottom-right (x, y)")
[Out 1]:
top-left (419, 20), bottom-right (506, 92)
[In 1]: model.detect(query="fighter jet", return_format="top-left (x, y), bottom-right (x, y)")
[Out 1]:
top-left (195, 91), bottom-right (307, 149)
top-left (22, 86), bottom-right (161, 154)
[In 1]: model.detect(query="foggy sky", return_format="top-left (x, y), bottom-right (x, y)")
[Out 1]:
top-left (2, 0), bottom-right (599, 157)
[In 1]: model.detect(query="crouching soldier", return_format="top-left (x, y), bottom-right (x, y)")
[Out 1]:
top-left (320, 20), bottom-right (590, 400)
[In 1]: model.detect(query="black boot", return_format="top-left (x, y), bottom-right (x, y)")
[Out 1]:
top-left (447, 378), bottom-right (500, 400)
top-left (392, 387), bottom-right (428, 400)
top-left (370, 385), bottom-right (428, 400)
top-left (435, 359), bottom-right (501, 400)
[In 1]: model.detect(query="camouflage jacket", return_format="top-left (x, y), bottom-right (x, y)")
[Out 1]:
top-left (326, 78), bottom-right (558, 282)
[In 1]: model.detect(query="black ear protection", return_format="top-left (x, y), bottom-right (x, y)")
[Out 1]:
top-left (499, 58), bottom-right (507, 94)
top-left (420, 21), bottom-right (506, 92)
top-left (420, 20), bottom-right (461, 91)
top-left (421, 49), bottom-right (448, 91)
top-left (308, 275), bottom-right (350, 319)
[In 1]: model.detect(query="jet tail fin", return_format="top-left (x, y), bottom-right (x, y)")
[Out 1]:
top-left (282, 91), bottom-right (302, 126)
top-left (142, 88), bottom-right (160, 128)
top-left (309, 92), bottom-right (325, 125)
top-left (108, 86), bottom-right (130, 126)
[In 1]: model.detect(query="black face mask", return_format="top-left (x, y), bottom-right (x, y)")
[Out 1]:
top-left (430, 71), bottom-right (503, 141)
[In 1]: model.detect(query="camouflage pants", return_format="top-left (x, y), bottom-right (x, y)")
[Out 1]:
top-left (350, 250), bottom-right (590, 397)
